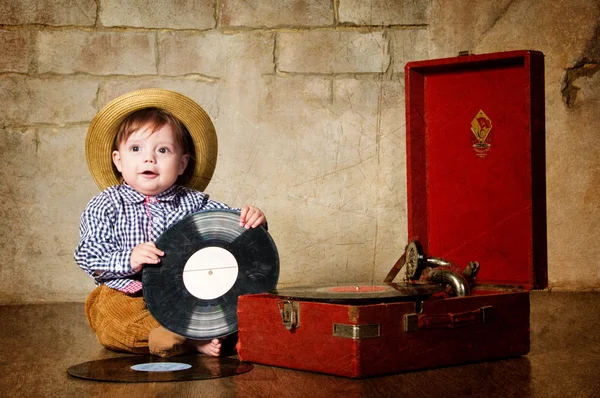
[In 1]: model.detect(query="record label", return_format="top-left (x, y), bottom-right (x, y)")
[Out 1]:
top-left (131, 362), bottom-right (192, 372)
top-left (143, 209), bottom-right (279, 340)
top-left (183, 246), bottom-right (239, 300)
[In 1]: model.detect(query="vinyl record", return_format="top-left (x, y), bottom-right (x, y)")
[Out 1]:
top-left (67, 354), bottom-right (253, 383)
top-left (143, 210), bottom-right (279, 340)
top-left (271, 282), bottom-right (442, 304)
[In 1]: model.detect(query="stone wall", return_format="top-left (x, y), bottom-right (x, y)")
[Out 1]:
top-left (0, 0), bottom-right (598, 303)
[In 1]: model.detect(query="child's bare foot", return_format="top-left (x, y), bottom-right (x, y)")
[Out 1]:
top-left (186, 338), bottom-right (221, 357)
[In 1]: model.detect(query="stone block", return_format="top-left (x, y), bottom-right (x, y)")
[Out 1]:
top-left (159, 31), bottom-right (274, 77)
top-left (0, 75), bottom-right (99, 126)
top-left (0, 0), bottom-right (96, 26)
top-left (159, 31), bottom-right (275, 160)
top-left (330, 79), bottom-right (380, 171)
top-left (199, 76), bottom-right (330, 210)
top-left (99, 0), bottom-right (215, 29)
top-left (220, 0), bottom-right (332, 28)
top-left (99, 78), bottom-right (221, 120)
top-left (370, 79), bottom-right (407, 280)
top-left (250, 75), bottom-right (406, 284)
top-left (277, 30), bottom-right (389, 73)
top-left (372, 212), bottom-right (408, 280)
top-left (429, 0), bottom-right (599, 83)
top-left (338, 0), bottom-right (431, 26)
top-left (0, 126), bottom-right (99, 302)
top-left (36, 30), bottom-right (156, 75)
top-left (332, 78), bottom-right (406, 200)
top-left (389, 29), bottom-right (429, 75)
top-left (0, 30), bottom-right (30, 73)
top-left (280, 205), bottom-right (378, 284)
top-left (545, 71), bottom-right (600, 291)
top-left (255, 75), bottom-right (338, 182)
top-left (428, 0), bottom-right (514, 59)
top-left (488, 0), bottom-right (599, 84)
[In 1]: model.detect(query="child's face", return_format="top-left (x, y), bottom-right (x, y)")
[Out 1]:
top-left (112, 124), bottom-right (189, 196)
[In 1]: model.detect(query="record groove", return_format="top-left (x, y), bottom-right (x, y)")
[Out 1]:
top-left (143, 210), bottom-right (279, 339)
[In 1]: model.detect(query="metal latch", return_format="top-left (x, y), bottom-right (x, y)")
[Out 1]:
top-left (278, 300), bottom-right (300, 331)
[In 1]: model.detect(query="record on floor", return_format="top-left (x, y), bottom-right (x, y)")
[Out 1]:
top-left (67, 354), bottom-right (253, 383)
top-left (143, 209), bottom-right (279, 340)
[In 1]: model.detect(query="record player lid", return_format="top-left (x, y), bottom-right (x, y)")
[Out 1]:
top-left (405, 50), bottom-right (547, 290)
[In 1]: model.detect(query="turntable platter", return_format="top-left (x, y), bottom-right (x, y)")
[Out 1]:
top-left (271, 282), bottom-right (442, 304)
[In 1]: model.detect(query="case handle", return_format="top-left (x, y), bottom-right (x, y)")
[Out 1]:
top-left (404, 306), bottom-right (492, 332)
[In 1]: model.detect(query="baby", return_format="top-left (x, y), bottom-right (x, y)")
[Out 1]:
top-left (75, 89), bottom-right (266, 357)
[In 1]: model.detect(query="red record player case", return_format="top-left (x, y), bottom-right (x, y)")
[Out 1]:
top-left (237, 50), bottom-right (547, 378)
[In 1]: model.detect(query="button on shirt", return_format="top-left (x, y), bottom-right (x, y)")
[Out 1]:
top-left (74, 184), bottom-right (234, 293)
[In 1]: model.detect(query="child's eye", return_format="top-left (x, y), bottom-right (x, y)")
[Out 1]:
top-left (131, 145), bottom-right (140, 152)
top-left (158, 147), bottom-right (170, 154)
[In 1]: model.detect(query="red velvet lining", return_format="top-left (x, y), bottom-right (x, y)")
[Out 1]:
top-left (405, 51), bottom-right (547, 289)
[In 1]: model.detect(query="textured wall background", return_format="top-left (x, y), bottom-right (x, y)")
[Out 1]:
top-left (0, 0), bottom-right (598, 303)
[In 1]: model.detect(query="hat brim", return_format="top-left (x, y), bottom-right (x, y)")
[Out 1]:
top-left (86, 89), bottom-right (217, 192)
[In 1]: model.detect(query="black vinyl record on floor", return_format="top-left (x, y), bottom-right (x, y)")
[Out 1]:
top-left (67, 354), bottom-right (253, 382)
top-left (143, 210), bottom-right (279, 340)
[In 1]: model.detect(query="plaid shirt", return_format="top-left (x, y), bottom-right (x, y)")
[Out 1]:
top-left (74, 184), bottom-right (234, 293)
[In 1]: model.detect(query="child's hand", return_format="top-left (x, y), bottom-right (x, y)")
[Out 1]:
top-left (130, 242), bottom-right (164, 272)
top-left (239, 205), bottom-right (267, 229)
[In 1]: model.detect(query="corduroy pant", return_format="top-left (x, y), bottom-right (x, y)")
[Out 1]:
top-left (85, 284), bottom-right (190, 357)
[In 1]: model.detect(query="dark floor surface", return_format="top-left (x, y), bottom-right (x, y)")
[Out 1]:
top-left (1, 291), bottom-right (599, 397)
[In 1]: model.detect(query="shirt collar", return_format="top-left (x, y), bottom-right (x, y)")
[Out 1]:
top-left (119, 184), bottom-right (180, 204)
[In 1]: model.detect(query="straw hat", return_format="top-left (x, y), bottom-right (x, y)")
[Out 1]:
top-left (86, 89), bottom-right (217, 192)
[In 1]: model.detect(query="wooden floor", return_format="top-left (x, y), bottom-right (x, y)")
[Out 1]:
top-left (1, 291), bottom-right (599, 397)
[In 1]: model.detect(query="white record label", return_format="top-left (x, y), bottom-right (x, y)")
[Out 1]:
top-left (131, 362), bottom-right (192, 372)
top-left (182, 246), bottom-right (239, 300)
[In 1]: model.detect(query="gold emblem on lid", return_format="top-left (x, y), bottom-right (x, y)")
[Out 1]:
top-left (471, 110), bottom-right (492, 157)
